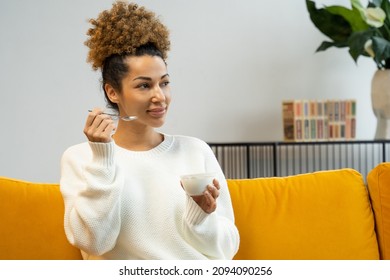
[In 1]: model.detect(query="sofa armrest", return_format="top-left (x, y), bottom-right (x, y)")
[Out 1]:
top-left (367, 163), bottom-right (390, 260)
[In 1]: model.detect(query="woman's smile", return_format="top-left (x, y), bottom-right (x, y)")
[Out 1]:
top-left (147, 106), bottom-right (167, 118)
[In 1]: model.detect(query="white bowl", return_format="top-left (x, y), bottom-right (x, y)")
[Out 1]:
top-left (180, 172), bottom-right (216, 196)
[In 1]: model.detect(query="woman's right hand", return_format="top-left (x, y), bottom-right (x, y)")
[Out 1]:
top-left (83, 108), bottom-right (116, 143)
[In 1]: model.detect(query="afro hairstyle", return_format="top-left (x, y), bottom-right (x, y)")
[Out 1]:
top-left (84, 1), bottom-right (170, 70)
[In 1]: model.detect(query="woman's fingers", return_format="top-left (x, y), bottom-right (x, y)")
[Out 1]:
top-left (204, 190), bottom-right (217, 213)
top-left (208, 179), bottom-right (220, 199)
top-left (83, 108), bottom-right (116, 142)
top-left (191, 181), bottom-right (221, 214)
top-left (84, 108), bottom-right (103, 129)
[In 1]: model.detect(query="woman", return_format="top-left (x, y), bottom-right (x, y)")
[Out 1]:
top-left (60, 1), bottom-right (239, 260)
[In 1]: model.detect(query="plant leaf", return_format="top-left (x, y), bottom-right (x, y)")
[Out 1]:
top-left (316, 41), bottom-right (348, 52)
top-left (316, 41), bottom-right (336, 52)
top-left (372, 36), bottom-right (390, 64)
top-left (380, 0), bottom-right (390, 28)
top-left (306, 0), bottom-right (352, 43)
top-left (348, 29), bottom-right (376, 61)
top-left (326, 5), bottom-right (369, 32)
top-left (371, 0), bottom-right (383, 8)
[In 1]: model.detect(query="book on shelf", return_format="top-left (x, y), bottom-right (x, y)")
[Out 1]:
top-left (282, 99), bottom-right (356, 142)
top-left (282, 100), bottom-right (302, 141)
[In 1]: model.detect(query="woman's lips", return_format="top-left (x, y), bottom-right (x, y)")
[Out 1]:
top-left (147, 107), bottom-right (166, 117)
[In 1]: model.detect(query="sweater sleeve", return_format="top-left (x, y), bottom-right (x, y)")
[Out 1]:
top-left (60, 142), bottom-right (123, 256)
top-left (181, 143), bottom-right (240, 259)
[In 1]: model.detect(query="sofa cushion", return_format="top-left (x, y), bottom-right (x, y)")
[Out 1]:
top-left (367, 163), bottom-right (390, 260)
top-left (0, 177), bottom-right (82, 260)
top-left (227, 169), bottom-right (379, 260)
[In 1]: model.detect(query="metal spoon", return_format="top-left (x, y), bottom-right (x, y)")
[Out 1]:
top-left (88, 110), bottom-right (137, 121)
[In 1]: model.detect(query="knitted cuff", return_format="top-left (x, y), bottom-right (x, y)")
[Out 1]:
top-left (88, 141), bottom-right (115, 168)
top-left (184, 195), bottom-right (209, 225)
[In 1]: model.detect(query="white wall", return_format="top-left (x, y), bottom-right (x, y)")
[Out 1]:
top-left (0, 0), bottom-right (378, 182)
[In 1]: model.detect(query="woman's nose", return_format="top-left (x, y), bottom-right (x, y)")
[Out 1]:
top-left (152, 86), bottom-right (166, 102)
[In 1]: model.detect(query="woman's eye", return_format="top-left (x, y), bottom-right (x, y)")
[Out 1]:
top-left (161, 81), bottom-right (170, 87)
top-left (138, 83), bottom-right (150, 89)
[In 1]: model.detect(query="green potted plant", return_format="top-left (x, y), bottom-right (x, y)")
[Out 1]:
top-left (306, 0), bottom-right (390, 139)
top-left (306, 0), bottom-right (390, 69)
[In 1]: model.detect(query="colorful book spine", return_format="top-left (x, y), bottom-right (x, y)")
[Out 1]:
top-left (282, 100), bottom-right (303, 141)
top-left (282, 100), bottom-right (296, 141)
top-left (282, 99), bottom-right (356, 141)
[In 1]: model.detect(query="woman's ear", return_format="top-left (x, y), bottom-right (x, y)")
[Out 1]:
top-left (105, 83), bottom-right (119, 104)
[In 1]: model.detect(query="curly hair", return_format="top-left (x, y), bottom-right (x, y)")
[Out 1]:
top-left (85, 1), bottom-right (170, 70)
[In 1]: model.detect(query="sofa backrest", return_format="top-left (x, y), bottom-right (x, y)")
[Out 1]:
top-left (227, 168), bottom-right (380, 260)
top-left (0, 177), bottom-right (82, 260)
top-left (0, 166), bottom-right (386, 260)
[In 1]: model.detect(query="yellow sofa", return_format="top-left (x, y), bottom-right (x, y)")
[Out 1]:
top-left (1, 163), bottom-right (389, 260)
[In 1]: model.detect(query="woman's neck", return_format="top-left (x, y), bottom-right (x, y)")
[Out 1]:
top-left (112, 122), bottom-right (163, 151)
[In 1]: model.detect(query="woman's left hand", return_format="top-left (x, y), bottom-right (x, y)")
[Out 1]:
top-left (191, 179), bottom-right (220, 214)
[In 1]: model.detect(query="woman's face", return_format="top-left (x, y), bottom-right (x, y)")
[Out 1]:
top-left (111, 55), bottom-right (171, 128)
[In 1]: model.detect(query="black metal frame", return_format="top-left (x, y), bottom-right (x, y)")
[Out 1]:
top-left (208, 140), bottom-right (390, 179)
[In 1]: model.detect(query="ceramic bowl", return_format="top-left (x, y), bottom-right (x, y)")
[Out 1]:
top-left (180, 172), bottom-right (216, 196)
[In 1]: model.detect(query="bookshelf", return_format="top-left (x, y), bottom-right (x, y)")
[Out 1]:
top-left (208, 140), bottom-right (390, 180)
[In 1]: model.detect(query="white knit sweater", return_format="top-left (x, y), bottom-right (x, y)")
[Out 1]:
top-left (60, 134), bottom-right (239, 260)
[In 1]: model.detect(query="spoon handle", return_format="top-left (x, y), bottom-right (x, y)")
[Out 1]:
top-left (87, 110), bottom-right (137, 121)
top-left (88, 109), bottom-right (117, 117)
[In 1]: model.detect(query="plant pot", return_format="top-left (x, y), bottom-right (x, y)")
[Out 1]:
top-left (371, 69), bottom-right (390, 139)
